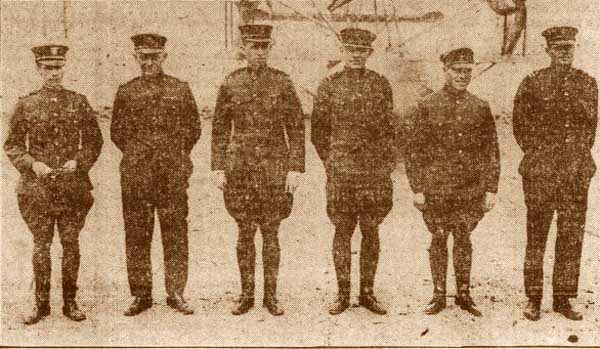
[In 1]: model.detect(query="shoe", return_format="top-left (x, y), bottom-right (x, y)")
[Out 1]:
top-left (523, 299), bottom-right (541, 321)
top-left (424, 296), bottom-right (446, 315)
top-left (358, 294), bottom-right (387, 315)
top-left (553, 297), bottom-right (583, 321)
top-left (328, 297), bottom-right (350, 315)
top-left (124, 297), bottom-right (152, 316)
top-left (167, 294), bottom-right (194, 315)
top-left (455, 294), bottom-right (482, 317)
top-left (23, 302), bottom-right (50, 325)
top-left (231, 296), bottom-right (254, 315)
top-left (263, 297), bottom-right (284, 316)
top-left (62, 300), bottom-right (86, 322)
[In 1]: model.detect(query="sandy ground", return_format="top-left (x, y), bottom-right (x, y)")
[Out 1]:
top-left (1, 118), bottom-right (599, 347)
top-left (2, 0), bottom-right (600, 347)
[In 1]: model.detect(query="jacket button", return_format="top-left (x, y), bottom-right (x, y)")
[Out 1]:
top-left (458, 150), bottom-right (463, 154)
top-left (458, 132), bottom-right (463, 137)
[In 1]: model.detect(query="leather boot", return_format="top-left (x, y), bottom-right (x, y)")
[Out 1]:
top-left (124, 297), bottom-right (153, 316)
top-left (553, 296), bottom-right (583, 321)
top-left (167, 294), bottom-right (194, 315)
top-left (24, 301), bottom-right (50, 325)
top-left (424, 294), bottom-right (446, 315)
top-left (328, 296), bottom-right (350, 315)
top-left (263, 296), bottom-right (284, 316)
top-left (63, 300), bottom-right (86, 321)
top-left (231, 295), bottom-right (254, 315)
top-left (455, 293), bottom-right (482, 317)
top-left (358, 293), bottom-right (387, 315)
top-left (523, 297), bottom-right (541, 321)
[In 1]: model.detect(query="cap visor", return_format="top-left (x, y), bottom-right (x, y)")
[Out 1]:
top-left (447, 62), bottom-right (474, 69)
top-left (135, 48), bottom-right (164, 54)
top-left (342, 43), bottom-right (373, 50)
top-left (37, 59), bottom-right (66, 66)
top-left (242, 38), bottom-right (272, 43)
top-left (548, 39), bottom-right (576, 46)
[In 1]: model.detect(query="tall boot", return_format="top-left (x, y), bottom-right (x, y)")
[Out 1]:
top-left (24, 300), bottom-right (50, 325)
top-left (232, 222), bottom-right (256, 315)
top-left (358, 222), bottom-right (386, 315)
top-left (329, 222), bottom-right (353, 315)
top-left (425, 233), bottom-right (448, 315)
top-left (262, 223), bottom-right (283, 316)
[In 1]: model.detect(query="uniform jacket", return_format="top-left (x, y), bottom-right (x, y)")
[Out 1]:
top-left (211, 65), bottom-right (305, 183)
top-left (111, 73), bottom-right (201, 194)
top-left (406, 85), bottom-right (500, 198)
top-left (4, 86), bottom-right (103, 205)
top-left (311, 67), bottom-right (396, 186)
top-left (513, 66), bottom-right (598, 180)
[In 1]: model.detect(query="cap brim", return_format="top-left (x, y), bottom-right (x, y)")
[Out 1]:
top-left (548, 39), bottom-right (576, 46)
top-left (242, 38), bottom-right (272, 43)
top-left (135, 48), bottom-right (164, 54)
top-left (446, 62), bottom-right (474, 69)
top-left (37, 59), bottom-right (66, 66)
top-left (342, 43), bottom-right (373, 50)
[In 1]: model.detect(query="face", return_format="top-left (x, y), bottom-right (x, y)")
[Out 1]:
top-left (444, 65), bottom-right (473, 91)
top-left (134, 51), bottom-right (167, 76)
top-left (241, 41), bottom-right (272, 67)
top-left (37, 63), bottom-right (65, 87)
top-left (341, 45), bottom-right (372, 69)
top-left (546, 42), bottom-right (575, 67)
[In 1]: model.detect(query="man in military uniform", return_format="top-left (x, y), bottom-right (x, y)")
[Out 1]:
top-left (405, 48), bottom-right (500, 317)
top-left (312, 28), bottom-right (396, 316)
top-left (4, 44), bottom-right (103, 324)
top-left (513, 27), bottom-right (598, 321)
top-left (212, 24), bottom-right (305, 316)
top-left (111, 33), bottom-right (202, 316)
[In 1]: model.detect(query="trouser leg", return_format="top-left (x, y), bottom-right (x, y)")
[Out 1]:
top-left (158, 191), bottom-right (189, 297)
top-left (236, 220), bottom-right (258, 298)
top-left (123, 192), bottom-right (155, 298)
top-left (553, 180), bottom-right (589, 299)
top-left (358, 219), bottom-right (380, 295)
top-left (453, 228), bottom-right (473, 296)
top-left (522, 179), bottom-right (555, 300)
top-left (332, 215), bottom-right (358, 299)
top-left (18, 197), bottom-right (55, 304)
top-left (424, 209), bottom-right (450, 298)
top-left (57, 206), bottom-right (90, 301)
top-left (261, 220), bottom-right (281, 300)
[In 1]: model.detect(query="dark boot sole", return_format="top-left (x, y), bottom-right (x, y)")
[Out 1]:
top-left (166, 299), bottom-right (194, 315)
top-left (23, 312), bottom-right (50, 326)
top-left (524, 311), bottom-right (541, 321)
top-left (124, 304), bottom-right (152, 317)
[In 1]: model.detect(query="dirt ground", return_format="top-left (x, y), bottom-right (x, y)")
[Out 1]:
top-left (2, 0), bottom-right (600, 347)
top-left (1, 118), bottom-right (599, 347)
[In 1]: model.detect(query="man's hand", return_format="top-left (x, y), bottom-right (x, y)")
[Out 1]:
top-left (413, 192), bottom-right (425, 211)
top-left (62, 160), bottom-right (77, 173)
top-left (286, 171), bottom-right (302, 194)
top-left (484, 192), bottom-right (496, 212)
top-left (32, 161), bottom-right (53, 178)
top-left (213, 170), bottom-right (226, 191)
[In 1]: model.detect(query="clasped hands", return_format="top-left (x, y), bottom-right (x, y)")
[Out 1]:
top-left (412, 192), bottom-right (496, 212)
top-left (32, 160), bottom-right (77, 178)
top-left (213, 170), bottom-right (302, 194)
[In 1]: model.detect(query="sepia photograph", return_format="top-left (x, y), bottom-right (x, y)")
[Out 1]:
top-left (1, 0), bottom-right (599, 347)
